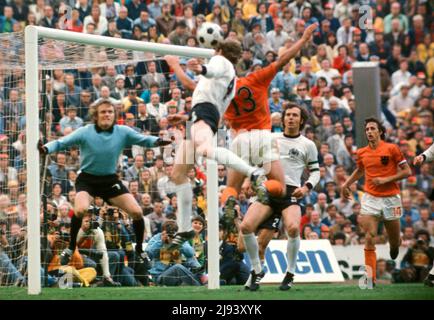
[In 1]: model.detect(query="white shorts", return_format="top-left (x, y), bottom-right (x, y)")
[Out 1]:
top-left (230, 130), bottom-right (279, 166)
top-left (360, 193), bottom-right (403, 221)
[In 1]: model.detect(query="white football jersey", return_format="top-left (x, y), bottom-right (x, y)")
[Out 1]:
top-left (422, 143), bottom-right (434, 162)
top-left (274, 133), bottom-right (320, 188)
top-left (192, 55), bottom-right (236, 115)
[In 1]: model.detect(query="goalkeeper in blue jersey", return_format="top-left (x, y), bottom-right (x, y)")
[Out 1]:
top-left (38, 99), bottom-right (171, 267)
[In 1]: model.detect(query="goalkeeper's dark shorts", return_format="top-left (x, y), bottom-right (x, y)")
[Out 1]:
top-left (188, 102), bottom-right (220, 135)
top-left (76, 172), bottom-right (129, 203)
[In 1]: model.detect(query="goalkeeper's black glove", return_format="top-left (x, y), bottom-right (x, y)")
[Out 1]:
top-left (153, 138), bottom-right (172, 147)
top-left (37, 139), bottom-right (48, 155)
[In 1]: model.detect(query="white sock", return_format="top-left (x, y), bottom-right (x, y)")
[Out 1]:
top-left (430, 266), bottom-right (434, 276)
top-left (286, 235), bottom-right (300, 274)
top-left (208, 147), bottom-right (255, 177)
top-left (175, 183), bottom-right (193, 233)
top-left (243, 233), bottom-right (262, 273)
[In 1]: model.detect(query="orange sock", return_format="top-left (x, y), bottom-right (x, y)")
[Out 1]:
top-left (364, 248), bottom-right (377, 283)
top-left (220, 187), bottom-right (238, 206)
top-left (263, 179), bottom-right (285, 197)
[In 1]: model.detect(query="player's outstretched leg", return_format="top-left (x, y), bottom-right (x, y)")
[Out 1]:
top-left (170, 140), bottom-right (196, 249)
top-left (60, 191), bottom-right (91, 265)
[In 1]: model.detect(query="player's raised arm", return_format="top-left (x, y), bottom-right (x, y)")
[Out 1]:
top-left (275, 23), bottom-right (318, 69)
top-left (39, 126), bottom-right (85, 154)
top-left (164, 55), bottom-right (197, 91)
top-left (123, 125), bottom-right (170, 148)
top-left (414, 143), bottom-right (434, 166)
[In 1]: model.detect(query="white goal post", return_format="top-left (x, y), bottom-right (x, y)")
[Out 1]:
top-left (24, 26), bottom-right (219, 294)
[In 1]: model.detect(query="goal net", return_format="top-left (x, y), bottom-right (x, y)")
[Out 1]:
top-left (0, 26), bottom-right (220, 293)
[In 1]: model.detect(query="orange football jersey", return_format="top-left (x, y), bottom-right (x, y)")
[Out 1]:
top-left (224, 62), bottom-right (278, 131)
top-left (356, 140), bottom-right (407, 197)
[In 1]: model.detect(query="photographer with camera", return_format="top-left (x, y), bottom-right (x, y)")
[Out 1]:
top-left (397, 230), bottom-right (434, 285)
top-left (98, 205), bottom-right (144, 286)
top-left (0, 220), bottom-right (26, 286)
top-left (76, 211), bottom-right (121, 287)
top-left (145, 220), bottom-right (201, 286)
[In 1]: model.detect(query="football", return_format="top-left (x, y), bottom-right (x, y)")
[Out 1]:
top-left (197, 22), bottom-right (224, 48)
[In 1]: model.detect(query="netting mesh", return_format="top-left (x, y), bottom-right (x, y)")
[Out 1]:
top-left (0, 31), bottom-right (156, 70)
top-left (0, 31), bottom-right (209, 287)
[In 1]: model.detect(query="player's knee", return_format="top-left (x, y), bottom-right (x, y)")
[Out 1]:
top-left (286, 224), bottom-right (299, 238)
top-left (364, 233), bottom-right (376, 250)
top-left (129, 207), bottom-right (143, 220)
top-left (195, 144), bottom-right (210, 158)
top-left (240, 222), bottom-right (253, 234)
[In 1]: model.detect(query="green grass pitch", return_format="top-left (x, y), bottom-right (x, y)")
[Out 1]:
top-left (1, 283), bottom-right (433, 300)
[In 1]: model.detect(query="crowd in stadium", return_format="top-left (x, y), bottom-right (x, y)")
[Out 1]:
top-left (0, 0), bottom-right (433, 287)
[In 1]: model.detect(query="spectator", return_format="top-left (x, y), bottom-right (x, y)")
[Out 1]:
top-left (141, 61), bottom-right (167, 91)
top-left (383, 2), bottom-right (409, 34)
top-left (398, 230), bottom-right (433, 283)
top-left (145, 220), bottom-right (201, 286)
top-left (78, 211), bottom-right (124, 287)
top-left (219, 223), bottom-right (249, 285)
top-left (156, 3), bottom-right (176, 38)
top-left (376, 258), bottom-right (392, 281)
top-left (413, 208), bottom-right (434, 236)
top-left (249, 2), bottom-right (274, 33)
top-left (137, 102), bottom-right (159, 135)
top-left (308, 211), bottom-right (327, 237)
top-left (126, 0), bottom-right (148, 21)
top-left (384, 18), bottom-right (406, 48)
top-left (336, 134), bottom-right (356, 172)
top-left (157, 163), bottom-right (177, 200)
top-left (148, 0), bottom-right (162, 20)
top-left (388, 84), bottom-right (414, 117)
top-left (38, 5), bottom-right (56, 29)
top-left (271, 63), bottom-right (297, 100)
top-left (206, 4), bottom-right (229, 25)
top-left (59, 106), bottom-right (84, 134)
top-left (168, 20), bottom-right (191, 46)
top-left (116, 6), bottom-right (133, 38)
top-left (99, 0), bottom-right (120, 20)
top-left (133, 10), bottom-right (156, 33)
top-left (148, 200), bottom-right (165, 235)
top-left (268, 88), bottom-right (284, 113)
top-left (83, 4), bottom-right (108, 35)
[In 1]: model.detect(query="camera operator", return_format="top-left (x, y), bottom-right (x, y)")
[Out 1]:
top-left (98, 205), bottom-right (142, 286)
top-left (0, 220), bottom-right (26, 286)
top-left (76, 211), bottom-right (121, 287)
top-left (398, 230), bottom-right (434, 283)
top-left (145, 220), bottom-right (201, 286)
